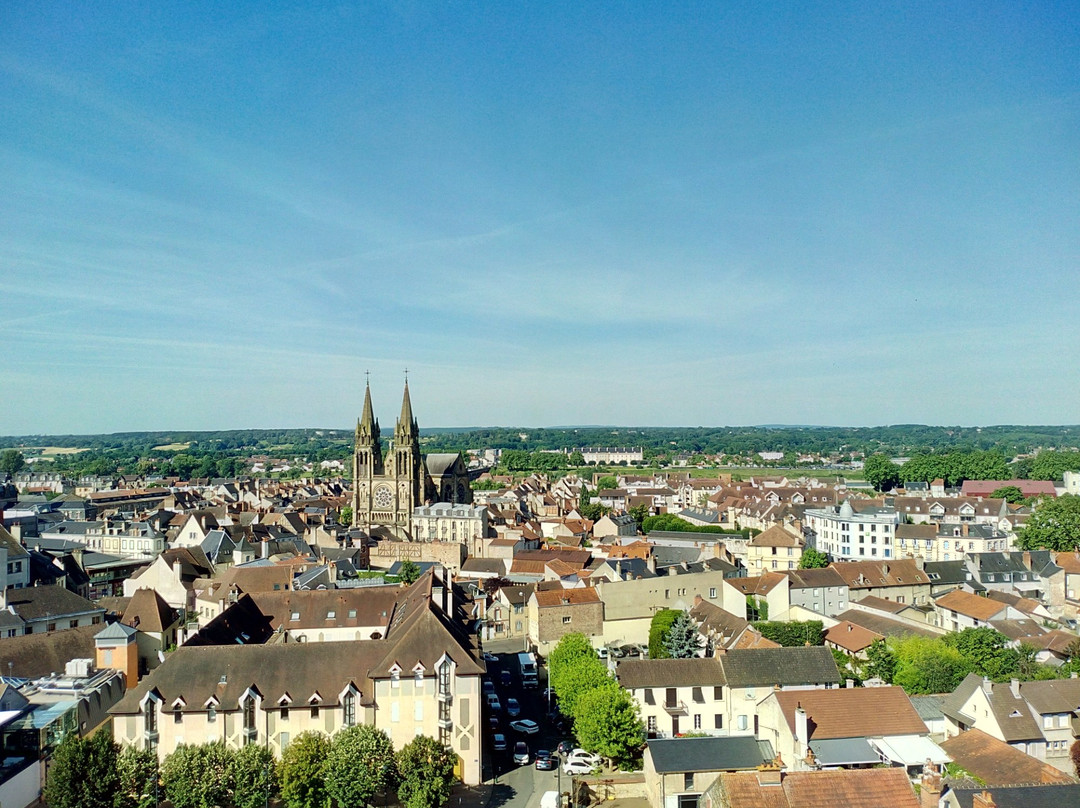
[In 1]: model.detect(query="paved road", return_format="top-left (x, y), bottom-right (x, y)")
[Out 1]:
top-left (482, 643), bottom-right (571, 808)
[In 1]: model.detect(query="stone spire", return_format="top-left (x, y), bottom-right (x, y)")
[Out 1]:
top-left (395, 378), bottom-right (417, 441)
top-left (358, 381), bottom-right (380, 444)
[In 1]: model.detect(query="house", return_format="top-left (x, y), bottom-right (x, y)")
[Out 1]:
top-left (782, 567), bottom-right (849, 617)
top-left (760, 685), bottom-right (947, 774)
top-left (0, 585), bottom-right (105, 636)
top-left (618, 657), bottom-right (728, 739)
top-left (829, 559), bottom-right (932, 606)
top-left (941, 673), bottom-right (1080, 773)
top-left (123, 546), bottom-right (215, 612)
top-left (934, 590), bottom-right (1016, 631)
top-left (593, 512), bottom-right (638, 540)
top-left (745, 524), bottom-right (804, 575)
top-left (803, 500), bottom-right (900, 562)
top-left (527, 587), bottom-right (603, 653)
top-left (823, 621), bottom-right (884, 667)
top-left (643, 735), bottom-right (774, 808)
top-left (111, 569), bottom-right (487, 784)
top-left (941, 784), bottom-right (1080, 808)
top-left (938, 728), bottom-right (1077, 786)
top-left (120, 588), bottom-right (181, 676)
top-left (0, 525), bottom-right (30, 591)
top-left (699, 767), bottom-right (920, 808)
top-left (688, 597), bottom-right (778, 654)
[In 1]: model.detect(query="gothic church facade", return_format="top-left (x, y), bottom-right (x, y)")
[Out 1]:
top-left (351, 381), bottom-right (471, 539)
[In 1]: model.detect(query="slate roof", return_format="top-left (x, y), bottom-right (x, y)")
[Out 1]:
top-left (0, 624), bottom-right (101, 678)
top-left (720, 646), bottom-right (840, 687)
top-left (647, 735), bottom-right (772, 773)
top-left (4, 585), bottom-right (102, 621)
top-left (949, 785), bottom-right (1080, 808)
top-left (939, 728), bottom-right (1076, 786)
top-left (783, 567), bottom-right (846, 590)
top-left (773, 686), bottom-right (928, 740)
top-left (616, 657), bottom-right (726, 689)
top-left (1018, 677), bottom-right (1080, 716)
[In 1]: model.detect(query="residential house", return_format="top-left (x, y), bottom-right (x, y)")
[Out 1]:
top-left (527, 587), bottom-right (603, 653)
top-left (644, 735), bottom-right (773, 808)
top-left (123, 546), bottom-right (215, 613)
top-left (120, 588), bottom-right (181, 676)
top-left (699, 766), bottom-right (920, 808)
top-left (803, 500), bottom-right (900, 562)
top-left (892, 497), bottom-right (1009, 527)
top-left (941, 784), bottom-right (1080, 808)
top-left (618, 657), bottom-right (729, 739)
top-left (745, 524), bottom-right (803, 575)
top-left (759, 685), bottom-right (946, 773)
top-left (829, 559), bottom-right (932, 606)
top-left (938, 728), bottom-right (1077, 786)
top-left (111, 569), bottom-right (487, 784)
top-left (0, 526), bottom-right (30, 592)
top-left (0, 585), bottom-right (105, 636)
top-left (593, 512), bottom-right (638, 540)
top-left (782, 567), bottom-right (849, 617)
top-left (941, 672), bottom-right (1080, 773)
top-left (934, 590), bottom-right (1017, 632)
top-left (688, 598), bottom-right (779, 654)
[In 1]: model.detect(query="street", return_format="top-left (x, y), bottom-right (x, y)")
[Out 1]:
top-left (482, 640), bottom-right (570, 808)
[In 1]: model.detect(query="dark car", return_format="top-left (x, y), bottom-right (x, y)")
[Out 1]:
top-left (500, 670), bottom-right (512, 687)
top-left (556, 740), bottom-right (574, 756)
top-left (534, 749), bottom-right (556, 770)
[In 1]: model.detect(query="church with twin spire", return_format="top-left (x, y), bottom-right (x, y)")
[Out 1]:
top-left (351, 380), bottom-right (472, 540)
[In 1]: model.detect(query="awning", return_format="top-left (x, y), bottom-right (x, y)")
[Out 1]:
top-left (808, 738), bottom-right (880, 766)
top-left (870, 735), bottom-right (951, 767)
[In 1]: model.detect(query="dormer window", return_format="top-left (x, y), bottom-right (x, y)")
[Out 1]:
top-left (390, 664), bottom-right (402, 687)
top-left (343, 690), bottom-right (356, 727)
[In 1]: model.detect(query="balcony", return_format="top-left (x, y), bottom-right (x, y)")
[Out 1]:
top-left (437, 689), bottom-right (453, 703)
top-left (663, 700), bottom-right (688, 716)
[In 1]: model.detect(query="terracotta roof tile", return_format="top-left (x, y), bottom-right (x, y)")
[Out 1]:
top-left (940, 729), bottom-right (1076, 786)
top-left (773, 686), bottom-right (927, 739)
top-left (936, 590), bottom-right (1007, 621)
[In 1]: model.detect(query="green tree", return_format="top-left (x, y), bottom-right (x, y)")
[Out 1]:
top-left (628, 503), bottom-right (650, 531)
top-left (549, 633), bottom-right (599, 696)
top-left (116, 744), bottom-right (159, 808)
top-left (1017, 495), bottom-right (1080, 552)
top-left (597, 475), bottom-right (618, 491)
top-left (554, 653), bottom-right (612, 717)
top-left (990, 486), bottom-right (1026, 504)
top-left (280, 731), bottom-right (329, 808)
top-left (324, 725), bottom-right (397, 808)
top-left (339, 504), bottom-right (353, 525)
top-left (663, 611), bottom-right (701, 658)
top-left (395, 735), bottom-right (457, 808)
top-left (892, 636), bottom-right (973, 695)
top-left (398, 559), bottom-right (422, 584)
top-left (798, 548), bottom-right (829, 569)
top-left (648, 609), bottom-right (680, 659)
top-left (0, 449), bottom-right (25, 475)
top-left (44, 734), bottom-right (89, 808)
top-left (571, 682), bottom-right (645, 768)
top-left (161, 742), bottom-right (235, 808)
top-left (568, 451), bottom-right (586, 467)
top-left (1030, 450), bottom-right (1080, 482)
top-left (864, 638), bottom-right (897, 683)
top-left (231, 743), bottom-right (277, 808)
top-left (501, 450), bottom-right (530, 471)
top-left (753, 621), bottom-right (825, 647)
top-left (863, 454), bottom-right (901, 492)
top-left (943, 627), bottom-right (1020, 680)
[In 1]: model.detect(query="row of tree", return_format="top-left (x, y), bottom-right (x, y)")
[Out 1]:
top-left (45, 727), bottom-right (457, 808)
top-left (863, 449), bottom-right (1080, 492)
top-left (859, 628), bottom-right (1080, 695)
top-left (548, 633), bottom-right (645, 767)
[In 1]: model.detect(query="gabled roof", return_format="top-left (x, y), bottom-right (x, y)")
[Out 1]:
top-left (935, 589), bottom-right (1007, 621)
top-left (948, 785), bottom-right (1080, 808)
top-left (940, 728), bottom-right (1076, 786)
top-left (829, 559), bottom-right (930, 589)
top-left (4, 585), bottom-right (102, 621)
top-left (617, 657), bottom-right (725, 689)
top-left (647, 735), bottom-right (772, 773)
top-left (709, 768), bottom-right (919, 808)
top-left (533, 588), bottom-right (600, 608)
top-left (773, 686), bottom-right (927, 740)
top-left (0, 623), bottom-right (102, 678)
top-left (720, 646), bottom-right (840, 687)
top-left (748, 524), bottom-right (803, 547)
top-left (123, 588), bottom-right (179, 633)
top-left (824, 621), bottom-right (883, 653)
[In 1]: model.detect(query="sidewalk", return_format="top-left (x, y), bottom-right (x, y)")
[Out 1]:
top-left (450, 781), bottom-right (495, 808)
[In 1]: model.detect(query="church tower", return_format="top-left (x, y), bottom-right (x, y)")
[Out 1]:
top-left (389, 380), bottom-right (424, 527)
top-left (351, 382), bottom-right (382, 527)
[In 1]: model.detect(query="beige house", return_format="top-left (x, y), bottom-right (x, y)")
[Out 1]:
top-left (111, 570), bottom-right (487, 784)
top-left (745, 524), bottom-right (804, 575)
top-left (527, 587), bottom-right (603, 654)
top-left (618, 657), bottom-right (728, 738)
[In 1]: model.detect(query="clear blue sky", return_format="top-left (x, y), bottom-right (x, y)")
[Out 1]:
top-left (2, 2), bottom-right (1077, 434)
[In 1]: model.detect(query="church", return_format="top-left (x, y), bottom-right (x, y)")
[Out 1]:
top-left (351, 380), bottom-right (472, 540)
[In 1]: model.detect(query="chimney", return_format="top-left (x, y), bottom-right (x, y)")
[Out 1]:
top-left (962, 523), bottom-right (969, 537)
top-left (981, 677), bottom-right (992, 695)
top-left (1022, 551), bottom-right (1031, 569)
top-left (972, 791), bottom-right (996, 808)
top-left (1009, 679), bottom-right (1020, 699)
top-left (794, 705), bottom-right (808, 744)
top-left (920, 762), bottom-right (942, 808)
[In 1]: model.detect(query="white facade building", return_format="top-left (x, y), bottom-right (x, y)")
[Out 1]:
top-left (804, 500), bottom-right (899, 562)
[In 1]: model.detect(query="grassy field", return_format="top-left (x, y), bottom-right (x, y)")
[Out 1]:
top-left (152, 442), bottom-right (191, 451)
top-left (38, 446), bottom-right (91, 455)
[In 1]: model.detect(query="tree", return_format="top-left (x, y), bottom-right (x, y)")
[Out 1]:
top-left (990, 486), bottom-right (1026, 504)
top-left (396, 735), bottom-right (457, 808)
top-left (116, 744), bottom-right (159, 808)
top-left (798, 548), bottom-right (829, 569)
top-left (280, 731), bottom-right (329, 808)
top-left (324, 725), bottom-right (397, 808)
top-left (161, 742), bottom-right (235, 808)
top-left (85, 730), bottom-right (121, 808)
top-left (554, 653), bottom-right (612, 717)
top-left (628, 503), bottom-right (650, 532)
top-left (398, 559), bottom-right (421, 584)
top-left (572, 682), bottom-right (645, 768)
top-left (1017, 495), bottom-right (1080, 552)
top-left (568, 451), bottom-right (586, 467)
top-left (597, 475), bottom-right (618, 491)
top-left (231, 743), bottom-right (277, 808)
top-left (43, 731), bottom-right (119, 808)
top-left (549, 633), bottom-right (599, 696)
top-left (339, 505), bottom-right (353, 525)
top-left (663, 611), bottom-right (701, 658)
top-left (0, 449), bottom-right (25, 475)
top-left (892, 636), bottom-right (973, 695)
top-left (481, 576), bottom-right (511, 596)
top-left (863, 454), bottom-right (901, 492)
top-left (648, 609), bottom-right (680, 659)
top-left (753, 621), bottom-right (825, 647)
top-left (1071, 738), bottom-right (1080, 779)
top-left (864, 638), bottom-right (897, 683)
top-left (942, 627), bottom-right (1019, 680)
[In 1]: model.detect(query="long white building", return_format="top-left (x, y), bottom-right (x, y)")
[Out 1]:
top-left (803, 500), bottom-right (899, 562)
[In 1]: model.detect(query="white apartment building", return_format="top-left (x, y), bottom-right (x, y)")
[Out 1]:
top-left (412, 503), bottom-right (489, 557)
top-left (804, 500), bottom-right (899, 562)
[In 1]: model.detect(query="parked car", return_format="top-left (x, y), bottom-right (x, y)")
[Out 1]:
top-left (563, 758), bottom-right (596, 776)
top-left (509, 719), bottom-right (540, 734)
top-left (513, 741), bottom-right (530, 765)
top-left (566, 749), bottom-right (601, 767)
top-left (535, 750), bottom-right (557, 770)
top-left (506, 698), bottom-right (521, 717)
top-left (493, 733), bottom-right (507, 752)
top-left (556, 740), bottom-right (574, 756)
top-left (483, 652), bottom-right (499, 664)
top-left (500, 670), bottom-right (513, 687)
top-left (487, 694), bottom-right (502, 712)
top-left (488, 714), bottom-right (500, 730)
top-left (483, 680), bottom-right (495, 696)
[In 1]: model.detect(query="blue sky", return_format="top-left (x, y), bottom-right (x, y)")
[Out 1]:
top-left (1, 2), bottom-right (1077, 434)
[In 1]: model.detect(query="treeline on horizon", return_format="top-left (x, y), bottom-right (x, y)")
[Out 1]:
top-left (2, 424), bottom-right (1079, 482)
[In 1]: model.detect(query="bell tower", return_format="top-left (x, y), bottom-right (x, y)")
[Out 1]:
top-left (351, 380), bottom-right (382, 527)
top-left (391, 379), bottom-right (424, 528)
